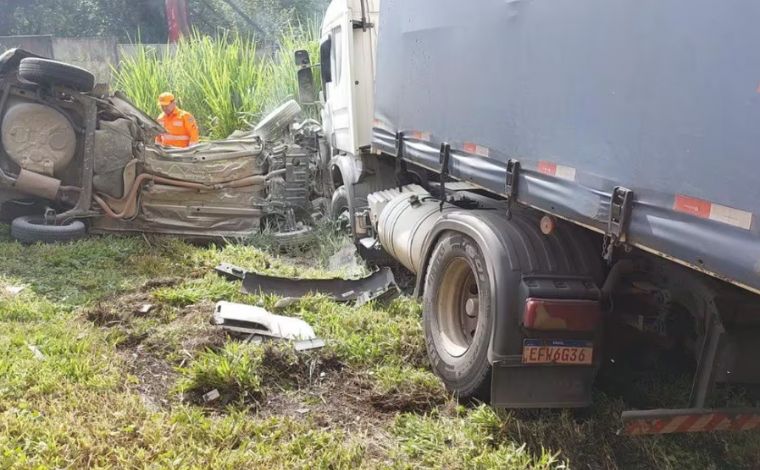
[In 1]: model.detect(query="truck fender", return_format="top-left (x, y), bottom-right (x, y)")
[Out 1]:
top-left (414, 208), bottom-right (602, 363)
top-left (329, 153), bottom-right (364, 190)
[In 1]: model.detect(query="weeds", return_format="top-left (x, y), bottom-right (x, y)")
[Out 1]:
top-left (113, 23), bottom-right (321, 140)
top-left (1, 227), bottom-right (759, 468)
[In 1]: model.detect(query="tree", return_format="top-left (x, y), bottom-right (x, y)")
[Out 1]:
top-left (0, 0), bottom-right (327, 44)
top-left (0, 0), bottom-right (168, 43)
top-left (188, 0), bottom-right (327, 44)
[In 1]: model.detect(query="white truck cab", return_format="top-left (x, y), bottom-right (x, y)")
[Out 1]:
top-left (319, 0), bottom-right (378, 156)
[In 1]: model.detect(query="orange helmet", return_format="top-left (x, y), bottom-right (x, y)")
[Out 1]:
top-left (158, 92), bottom-right (175, 106)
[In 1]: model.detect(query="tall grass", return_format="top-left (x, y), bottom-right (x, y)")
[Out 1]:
top-left (113, 23), bottom-right (321, 140)
top-left (263, 20), bottom-right (322, 119)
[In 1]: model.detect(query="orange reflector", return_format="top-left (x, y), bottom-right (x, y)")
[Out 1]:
top-left (522, 298), bottom-right (601, 332)
top-left (622, 408), bottom-right (760, 435)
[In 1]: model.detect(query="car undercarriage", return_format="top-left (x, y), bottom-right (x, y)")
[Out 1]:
top-left (0, 48), bottom-right (329, 243)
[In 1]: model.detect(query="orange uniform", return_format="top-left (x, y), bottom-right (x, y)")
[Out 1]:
top-left (156, 107), bottom-right (199, 148)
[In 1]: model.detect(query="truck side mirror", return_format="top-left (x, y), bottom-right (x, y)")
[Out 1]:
top-left (294, 49), bottom-right (317, 104)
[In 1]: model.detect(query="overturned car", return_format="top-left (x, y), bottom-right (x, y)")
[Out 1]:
top-left (0, 49), bottom-right (329, 243)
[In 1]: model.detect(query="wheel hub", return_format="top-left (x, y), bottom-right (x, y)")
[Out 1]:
top-left (437, 258), bottom-right (480, 357)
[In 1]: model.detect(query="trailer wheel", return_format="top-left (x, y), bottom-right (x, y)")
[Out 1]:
top-left (18, 58), bottom-right (95, 92)
top-left (423, 232), bottom-right (492, 401)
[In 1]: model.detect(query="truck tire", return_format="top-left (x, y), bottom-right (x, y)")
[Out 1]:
top-left (329, 185), bottom-right (351, 232)
top-left (10, 215), bottom-right (87, 244)
top-left (18, 58), bottom-right (95, 93)
top-left (423, 232), bottom-right (493, 401)
top-left (253, 100), bottom-right (302, 142)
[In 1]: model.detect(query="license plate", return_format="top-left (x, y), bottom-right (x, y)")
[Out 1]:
top-left (522, 339), bottom-right (593, 365)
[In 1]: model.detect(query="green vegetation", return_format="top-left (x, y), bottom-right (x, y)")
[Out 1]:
top-left (113, 23), bottom-right (320, 140)
top-left (0, 225), bottom-right (759, 468)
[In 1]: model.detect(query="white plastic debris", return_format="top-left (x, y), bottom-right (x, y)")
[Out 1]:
top-left (27, 344), bottom-right (45, 360)
top-left (138, 304), bottom-right (154, 314)
top-left (213, 301), bottom-right (320, 343)
top-left (203, 389), bottom-right (220, 403)
top-left (4, 285), bottom-right (25, 296)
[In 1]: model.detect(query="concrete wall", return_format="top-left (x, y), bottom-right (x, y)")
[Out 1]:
top-left (0, 35), bottom-right (54, 58)
top-left (52, 37), bottom-right (119, 85)
top-left (0, 35), bottom-right (174, 85)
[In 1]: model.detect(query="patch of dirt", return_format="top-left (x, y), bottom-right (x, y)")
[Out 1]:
top-left (258, 370), bottom-right (396, 459)
top-left (166, 301), bottom-right (227, 361)
top-left (84, 291), bottom-right (157, 326)
top-left (141, 277), bottom-right (183, 290)
top-left (368, 384), bottom-right (447, 413)
top-left (121, 345), bottom-right (178, 411)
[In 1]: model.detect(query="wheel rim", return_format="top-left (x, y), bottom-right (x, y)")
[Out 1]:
top-left (436, 257), bottom-right (480, 358)
top-left (335, 206), bottom-right (350, 232)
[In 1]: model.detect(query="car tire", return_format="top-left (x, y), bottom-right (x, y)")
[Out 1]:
top-left (253, 100), bottom-right (303, 142)
top-left (18, 58), bottom-right (95, 92)
top-left (423, 232), bottom-right (493, 401)
top-left (329, 185), bottom-right (351, 232)
top-left (11, 215), bottom-right (87, 244)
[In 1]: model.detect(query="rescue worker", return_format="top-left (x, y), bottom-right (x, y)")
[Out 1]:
top-left (155, 92), bottom-right (199, 148)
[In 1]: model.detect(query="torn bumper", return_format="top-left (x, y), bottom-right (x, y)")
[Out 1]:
top-left (215, 263), bottom-right (398, 305)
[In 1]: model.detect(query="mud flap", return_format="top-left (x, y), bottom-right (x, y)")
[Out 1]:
top-left (491, 361), bottom-right (596, 408)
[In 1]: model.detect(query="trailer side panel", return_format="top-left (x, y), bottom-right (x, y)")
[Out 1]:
top-left (373, 0), bottom-right (760, 293)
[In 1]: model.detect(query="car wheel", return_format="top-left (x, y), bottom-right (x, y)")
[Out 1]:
top-left (329, 186), bottom-right (351, 233)
top-left (423, 232), bottom-right (493, 401)
top-left (253, 100), bottom-right (303, 142)
top-left (11, 215), bottom-right (87, 244)
top-left (18, 58), bottom-right (95, 93)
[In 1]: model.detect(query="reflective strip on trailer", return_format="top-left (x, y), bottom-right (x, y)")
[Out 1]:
top-left (537, 160), bottom-right (576, 181)
top-left (673, 194), bottom-right (753, 230)
top-left (372, 119), bottom-right (394, 133)
top-left (463, 142), bottom-right (490, 157)
top-left (621, 408), bottom-right (760, 435)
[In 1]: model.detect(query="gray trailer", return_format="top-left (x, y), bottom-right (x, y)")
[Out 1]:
top-left (305, 0), bottom-right (760, 434)
top-left (373, 0), bottom-right (760, 296)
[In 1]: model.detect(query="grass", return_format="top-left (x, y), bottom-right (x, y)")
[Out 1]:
top-left (1, 224), bottom-right (759, 468)
top-left (113, 23), bottom-right (321, 140)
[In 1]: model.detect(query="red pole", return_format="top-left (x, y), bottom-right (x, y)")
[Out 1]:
top-left (165, 0), bottom-right (190, 43)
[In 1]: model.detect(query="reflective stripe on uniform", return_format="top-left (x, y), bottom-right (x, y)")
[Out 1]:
top-left (161, 134), bottom-right (190, 141)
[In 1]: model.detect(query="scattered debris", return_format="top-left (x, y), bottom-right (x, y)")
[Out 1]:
top-left (213, 301), bottom-right (324, 350)
top-left (327, 242), bottom-right (367, 278)
top-left (215, 263), bottom-right (398, 305)
top-left (273, 297), bottom-right (300, 310)
top-left (27, 344), bottom-right (45, 360)
top-left (138, 304), bottom-right (154, 314)
top-left (4, 285), bottom-right (25, 296)
top-left (294, 338), bottom-right (326, 352)
top-left (203, 389), bottom-right (221, 403)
